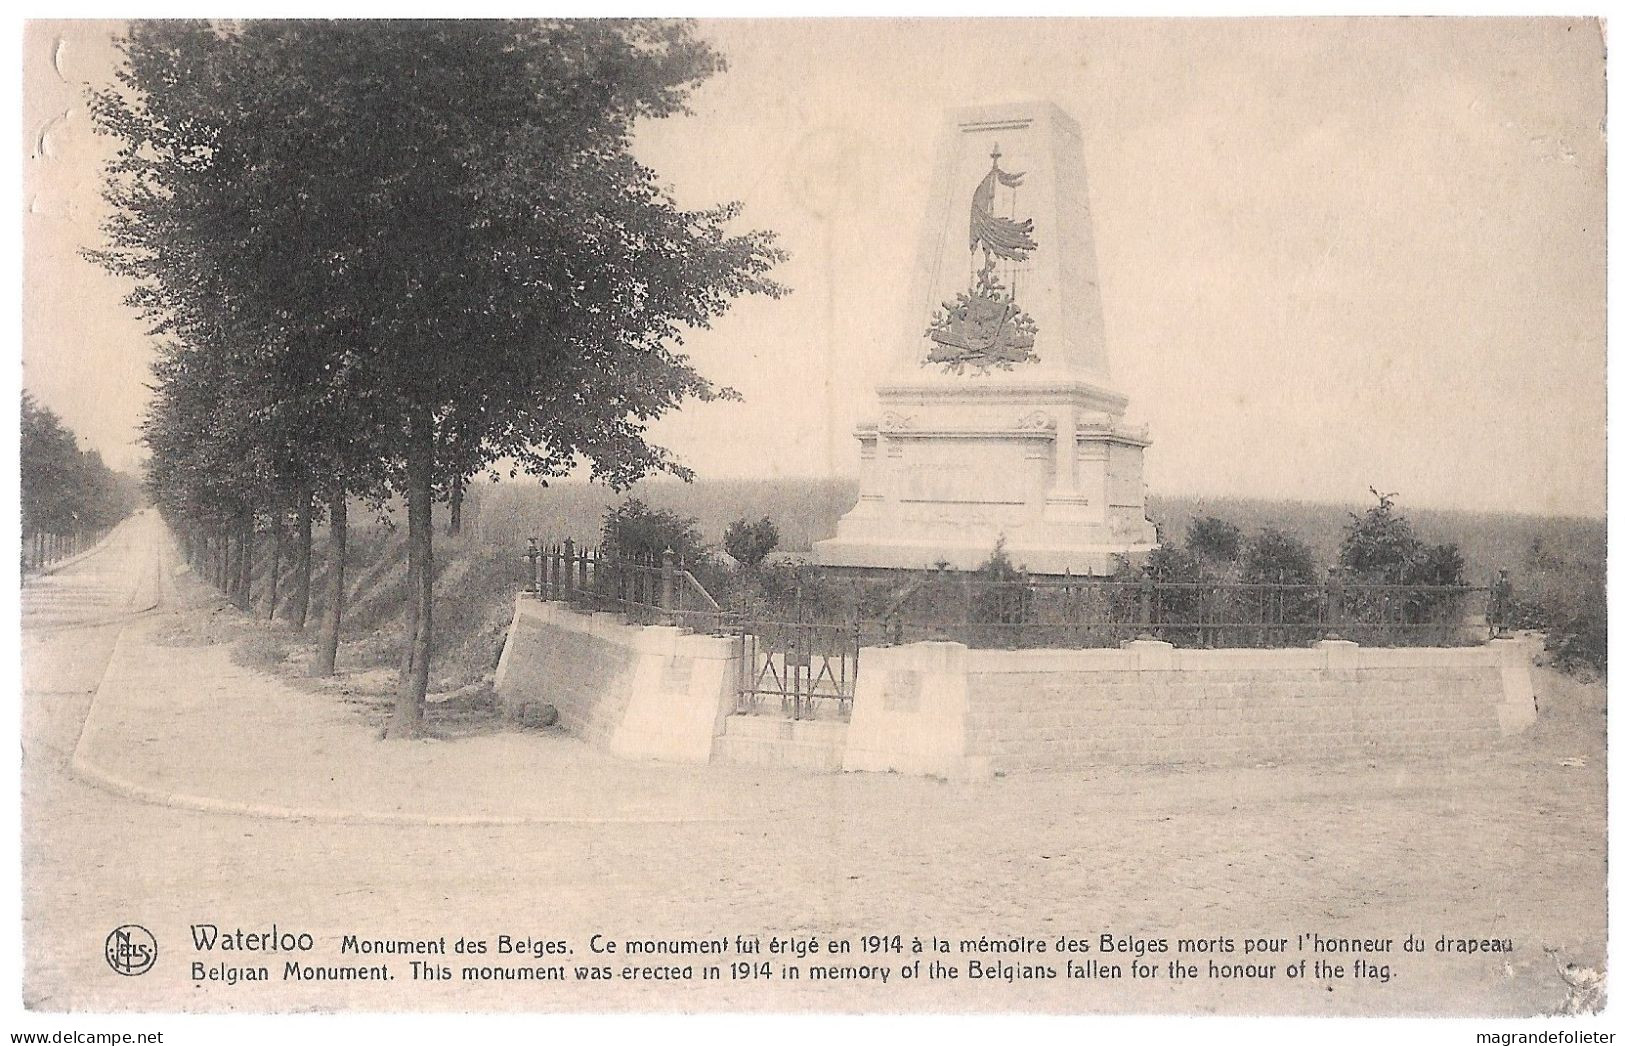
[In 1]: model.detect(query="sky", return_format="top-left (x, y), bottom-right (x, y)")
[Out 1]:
top-left (20, 18), bottom-right (1607, 517)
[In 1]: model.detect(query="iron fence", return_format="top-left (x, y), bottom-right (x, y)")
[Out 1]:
top-left (523, 538), bottom-right (725, 632)
top-left (520, 538), bottom-right (1516, 723)
top-left (864, 568), bottom-right (1509, 649)
top-left (733, 616), bottom-right (860, 721)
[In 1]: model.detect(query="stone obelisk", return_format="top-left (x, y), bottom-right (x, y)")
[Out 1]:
top-left (814, 100), bottom-right (1158, 575)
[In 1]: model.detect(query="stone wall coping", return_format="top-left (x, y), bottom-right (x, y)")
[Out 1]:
top-left (1354, 646), bottom-right (1494, 669)
top-left (1176, 647), bottom-right (1326, 671)
top-left (860, 640), bottom-right (968, 674)
top-left (515, 597), bottom-right (743, 661)
top-left (868, 637), bottom-right (1505, 674)
top-left (674, 631), bottom-right (741, 661)
top-left (963, 646), bottom-right (1134, 673)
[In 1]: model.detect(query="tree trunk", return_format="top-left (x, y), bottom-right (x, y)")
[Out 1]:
top-left (447, 475), bottom-right (463, 537)
top-left (267, 523), bottom-right (282, 620)
top-left (386, 415), bottom-right (434, 739)
top-left (291, 488), bottom-right (314, 630)
top-left (235, 513), bottom-right (253, 611)
top-left (397, 553), bottom-right (419, 680)
top-left (314, 489), bottom-right (347, 676)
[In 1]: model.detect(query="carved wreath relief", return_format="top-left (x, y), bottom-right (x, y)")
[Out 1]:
top-left (926, 145), bottom-right (1041, 375)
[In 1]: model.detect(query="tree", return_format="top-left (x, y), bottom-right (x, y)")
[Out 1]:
top-left (1186, 515), bottom-right (1243, 566)
top-left (91, 21), bottom-right (785, 736)
top-left (1404, 541), bottom-right (1466, 588)
top-left (1338, 488), bottom-right (1470, 637)
top-left (968, 536), bottom-right (1031, 635)
top-left (1241, 527), bottom-right (1317, 585)
top-left (1241, 526), bottom-right (1319, 641)
top-left (1339, 488), bottom-right (1421, 583)
top-left (1339, 488), bottom-right (1467, 586)
top-left (1141, 543), bottom-right (1204, 584)
top-left (21, 392), bottom-right (139, 556)
top-left (723, 516), bottom-right (779, 568)
top-left (601, 498), bottom-right (707, 565)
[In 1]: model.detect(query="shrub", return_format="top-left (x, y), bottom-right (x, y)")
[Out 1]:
top-left (1403, 541), bottom-right (1467, 588)
top-left (1339, 489), bottom-right (1472, 641)
top-left (1240, 527), bottom-right (1321, 642)
top-left (723, 516), bottom-right (779, 568)
top-left (600, 497), bottom-right (707, 565)
top-left (1546, 613), bottom-right (1606, 677)
top-left (1241, 527), bottom-right (1318, 585)
top-left (1339, 488), bottom-right (1420, 583)
top-left (967, 537), bottom-right (1032, 644)
top-left (1515, 536), bottom-right (1606, 677)
top-left (1187, 515), bottom-right (1243, 565)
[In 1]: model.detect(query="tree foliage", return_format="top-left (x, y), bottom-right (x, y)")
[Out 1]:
top-left (1338, 488), bottom-right (1466, 587)
top-left (1186, 515), bottom-right (1243, 565)
top-left (600, 497), bottom-right (707, 565)
top-left (723, 516), bottom-right (779, 568)
top-left (21, 393), bottom-right (140, 536)
top-left (968, 536), bottom-right (1032, 630)
top-left (88, 20), bottom-right (786, 734)
top-left (1241, 527), bottom-right (1318, 585)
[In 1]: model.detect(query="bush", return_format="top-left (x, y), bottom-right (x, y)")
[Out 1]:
top-left (1339, 488), bottom-right (1465, 587)
top-left (1338, 489), bottom-right (1473, 641)
top-left (1187, 515), bottom-right (1243, 565)
top-left (1241, 527), bottom-right (1318, 585)
top-left (1240, 527), bottom-right (1320, 642)
top-left (1339, 488), bottom-right (1421, 583)
top-left (723, 516), bottom-right (779, 568)
top-left (1546, 613), bottom-right (1606, 677)
top-left (968, 537), bottom-right (1031, 632)
top-left (600, 497), bottom-right (707, 565)
top-left (1515, 536), bottom-right (1606, 677)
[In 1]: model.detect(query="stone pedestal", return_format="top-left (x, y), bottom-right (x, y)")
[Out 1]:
top-left (815, 100), bottom-right (1157, 575)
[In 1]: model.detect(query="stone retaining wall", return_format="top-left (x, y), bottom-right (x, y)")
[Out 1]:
top-left (493, 598), bottom-right (1538, 779)
top-left (843, 637), bottom-right (1538, 780)
top-left (493, 597), bottom-right (739, 763)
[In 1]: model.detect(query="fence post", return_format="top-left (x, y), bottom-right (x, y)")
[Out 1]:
top-left (562, 538), bottom-right (575, 597)
top-left (526, 537), bottom-right (540, 595)
top-left (661, 547), bottom-right (676, 626)
top-left (1326, 566), bottom-right (1345, 638)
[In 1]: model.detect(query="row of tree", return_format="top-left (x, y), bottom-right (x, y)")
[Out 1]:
top-left (21, 392), bottom-right (141, 561)
top-left (93, 21), bottom-right (784, 736)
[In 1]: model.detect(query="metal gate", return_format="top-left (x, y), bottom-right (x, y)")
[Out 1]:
top-left (735, 618), bottom-right (860, 720)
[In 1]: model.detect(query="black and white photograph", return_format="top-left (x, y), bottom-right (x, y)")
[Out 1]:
top-left (13, 13), bottom-right (1610, 1040)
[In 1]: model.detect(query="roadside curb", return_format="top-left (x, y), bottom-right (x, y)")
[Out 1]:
top-left (66, 748), bottom-right (747, 827)
top-left (67, 623), bottom-right (749, 830)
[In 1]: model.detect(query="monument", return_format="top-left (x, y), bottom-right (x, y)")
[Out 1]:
top-left (814, 100), bottom-right (1159, 575)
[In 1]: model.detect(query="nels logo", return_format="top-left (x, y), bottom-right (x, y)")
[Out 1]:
top-left (105, 924), bottom-right (157, 976)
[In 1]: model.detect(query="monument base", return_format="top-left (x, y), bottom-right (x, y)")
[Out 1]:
top-left (812, 378), bottom-right (1159, 577)
top-left (812, 536), bottom-right (1156, 577)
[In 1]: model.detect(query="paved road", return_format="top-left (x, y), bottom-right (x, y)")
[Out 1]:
top-left (17, 512), bottom-right (1603, 1018)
